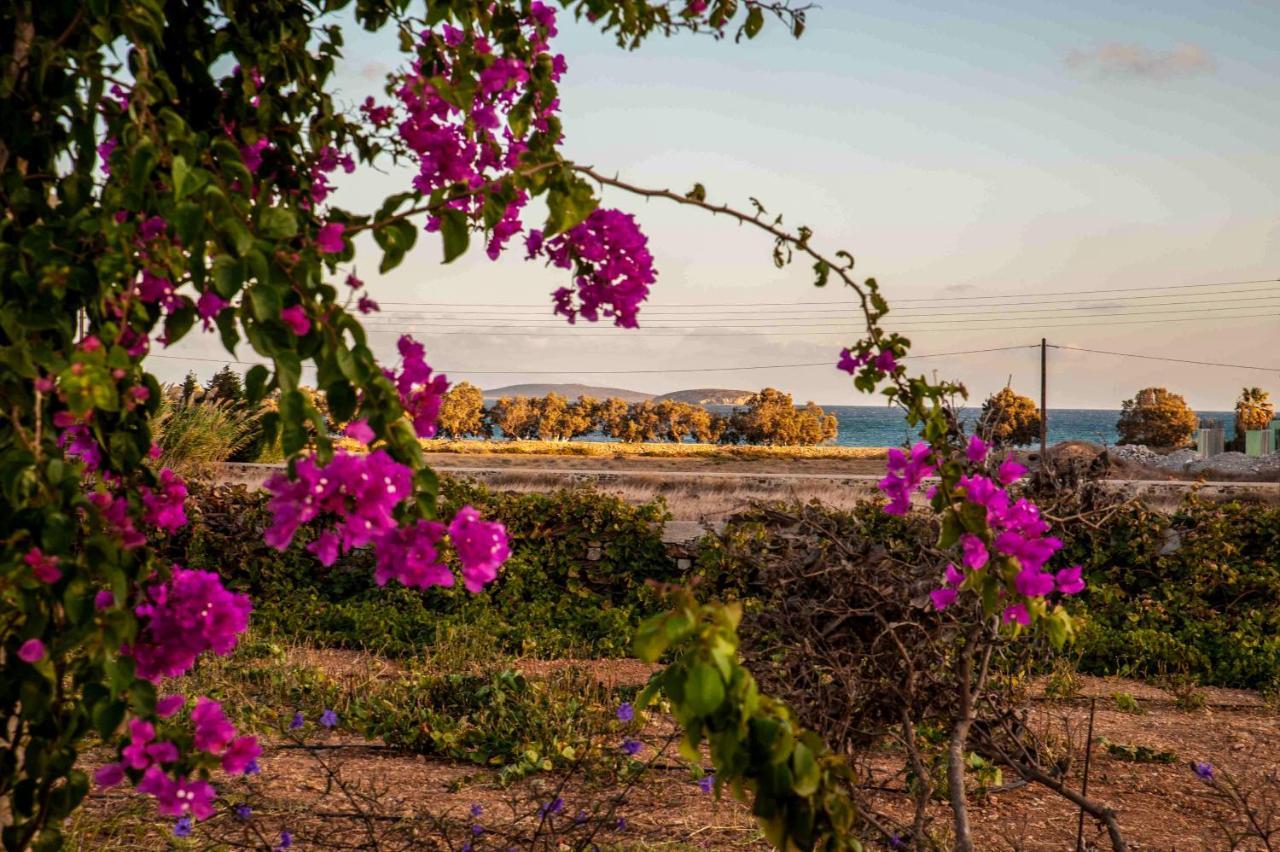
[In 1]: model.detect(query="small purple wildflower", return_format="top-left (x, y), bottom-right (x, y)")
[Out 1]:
top-left (289, 711), bottom-right (303, 730)
top-left (276, 830), bottom-right (293, 850)
top-left (174, 816), bottom-right (193, 837)
top-left (615, 817), bottom-right (627, 831)
top-left (1193, 761), bottom-right (1215, 782)
top-left (539, 797), bottom-right (564, 817)
top-left (621, 737), bottom-right (642, 756)
top-left (698, 773), bottom-right (714, 793)
top-left (245, 758), bottom-right (261, 775)
top-left (235, 803), bottom-right (252, 820)
top-left (472, 823), bottom-right (484, 836)
top-left (320, 708), bottom-right (338, 729)
top-left (470, 803), bottom-right (483, 818)
top-left (574, 810), bottom-right (588, 825)
top-left (616, 702), bottom-right (633, 722)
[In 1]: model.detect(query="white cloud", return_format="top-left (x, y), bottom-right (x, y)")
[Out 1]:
top-left (1066, 43), bottom-right (1214, 80)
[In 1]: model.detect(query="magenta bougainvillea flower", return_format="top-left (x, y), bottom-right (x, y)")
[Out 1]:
top-left (315, 222), bottom-right (345, 254)
top-left (280, 305), bottom-right (310, 336)
top-left (128, 568), bottom-right (252, 682)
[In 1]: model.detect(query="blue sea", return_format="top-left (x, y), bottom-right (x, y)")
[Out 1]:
top-left (812, 407), bottom-right (1237, 449)
top-left (489, 405), bottom-right (1237, 448)
top-left (638, 406), bottom-right (1236, 448)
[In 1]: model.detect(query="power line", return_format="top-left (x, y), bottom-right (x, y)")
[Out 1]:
top-left (371, 284), bottom-right (1280, 317)
top-left (1049, 345), bottom-right (1280, 373)
top-left (147, 345), bottom-right (1037, 374)
top-left (358, 298), bottom-right (1280, 330)
top-left (886, 276), bottom-right (1279, 302)
top-left (145, 342), bottom-right (1280, 376)
top-left (353, 310), bottom-right (1280, 336)
top-left (369, 276), bottom-right (1279, 310)
top-left (370, 289), bottom-right (1280, 321)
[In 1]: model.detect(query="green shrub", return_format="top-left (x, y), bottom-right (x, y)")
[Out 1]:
top-left (699, 494), bottom-right (1280, 692)
top-left (1059, 497), bottom-right (1280, 690)
top-left (166, 478), bottom-right (677, 657)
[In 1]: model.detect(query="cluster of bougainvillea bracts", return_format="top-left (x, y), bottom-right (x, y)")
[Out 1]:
top-left (387, 335), bottom-right (450, 438)
top-left (875, 438), bottom-right (1085, 626)
top-left (263, 448), bottom-right (509, 593)
top-left (391, 4), bottom-right (562, 252)
top-left (94, 698), bottom-right (261, 822)
top-left (527, 208), bottom-right (657, 328)
top-left (837, 344), bottom-right (898, 376)
top-left (877, 442), bottom-right (935, 515)
top-left (142, 468), bottom-right (189, 532)
top-left (126, 567), bottom-right (253, 681)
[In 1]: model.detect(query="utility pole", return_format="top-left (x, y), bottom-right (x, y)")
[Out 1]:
top-left (1039, 338), bottom-right (1048, 459)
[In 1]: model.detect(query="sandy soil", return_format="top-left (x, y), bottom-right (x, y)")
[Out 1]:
top-left (421, 452), bottom-right (891, 476)
top-left (73, 650), bottom-right (1279, 851)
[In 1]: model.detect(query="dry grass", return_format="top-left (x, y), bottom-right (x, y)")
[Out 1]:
top-left (413, 439), bottom-right (887, 461)
top-left (454, 469), bottom-right (885, 522)
top-left (70, 638), bottom-right (1280, 851)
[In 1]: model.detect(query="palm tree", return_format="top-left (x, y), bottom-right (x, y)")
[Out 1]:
top-left (1235, 387), bottom-right (1275, 434)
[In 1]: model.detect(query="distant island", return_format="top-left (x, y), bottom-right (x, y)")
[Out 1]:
top-left (481, 383), bottom-right (652, 402)
top-left (653, 388), bottom-right (755, 405)
top-left (482, 383), bottom-right (753, 405)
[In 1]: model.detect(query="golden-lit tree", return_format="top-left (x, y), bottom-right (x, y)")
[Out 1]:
top-left (488, 396), bottom-right (540, 440)
top-left (1117, 387), bottom-right (1198, 448)
top-left (729, 388), bottom-right (838, 446)
top-left (1235, 387), bottom-right (1274, 434)
top-left (438, 382), bottom-right (489, 438)
top-left (976, 387), bottom-right (1041, 447)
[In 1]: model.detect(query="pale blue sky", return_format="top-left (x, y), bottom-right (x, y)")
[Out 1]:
top-left (159, 1), bottom-right (1280, 408)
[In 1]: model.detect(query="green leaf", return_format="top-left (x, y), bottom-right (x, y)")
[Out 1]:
top-left (248, 285), bottom-right (281, 321)
top-left (129, 139), bottom-right (158, 186)
top-left (259, 207), bottom-right (298, 240)
top-left (632, 618), bottom-right (670, 663)
top-left (211, 255), bottom-right (245, 298)
top-left (375, 218), bottom-right (419, 273)
top-left (790, 741), bottom-right (821, 796)
top-left (172, 154), bottom-right (191, 198)
top-left (684, 662), bottom-right (725, 716)
top-left (91, 699), bottom-right (126, 740)
top-left (275, 351), bottom-right (301, 392)
top-left (439, 209), bottom-right (469, 264)
top-left (244, 365), bottom-right (270, 403)
top-left (544, 175), bottom-right (597, 236)
top-left (744, 6), bottom-right (764, 38)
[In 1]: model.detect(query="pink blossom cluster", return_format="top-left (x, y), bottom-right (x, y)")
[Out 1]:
top-left (263, 449), bottom-right (509, 593)
top-left (837, 344), bottom-right (898, 376)
top-left (23, 547), bottom-right (61, 584)
top-left (527, 208), bottom-right (657, 328)
top-left (55, 415), bottom-right (103, 471)
top-left (88, 490), bottom-right (147, 549)
top-left (877, 442), bottom-right (935, 515)
top-left (371, 507), bottom-right (506, 592)
top-left (130, 215), bottom-right (188, 318)
top-left (388, 335), bottom-right (449, 438)
top-left (95, 697), bottom-right (261, 823)
top-left (128, 567), bottom-right (253, 682)
top-left (309, 144), bottom-right (355, 207)
top-left (391, 4), bottom-right (563, 257)
top-left (880, 436), bottom-right (1087, 625)
top-left (141, 468), bottom-right (189, 532)
top-left (264, 449), bottom-right (412, 557)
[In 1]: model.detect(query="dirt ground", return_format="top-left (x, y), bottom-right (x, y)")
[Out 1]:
top-left (422, 452), bottom-right (891, 476)
top-left (73, 649), bottom-right (1279, 851)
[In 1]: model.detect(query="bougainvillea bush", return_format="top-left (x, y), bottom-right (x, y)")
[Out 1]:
top-left (2, 1), bottom-right (1093, 849)
top-left (167, 477), bottom-right (676, 657)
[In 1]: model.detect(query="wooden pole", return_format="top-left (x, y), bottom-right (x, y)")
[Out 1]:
top-left (1040, 338), bottom-right (1048, 458)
